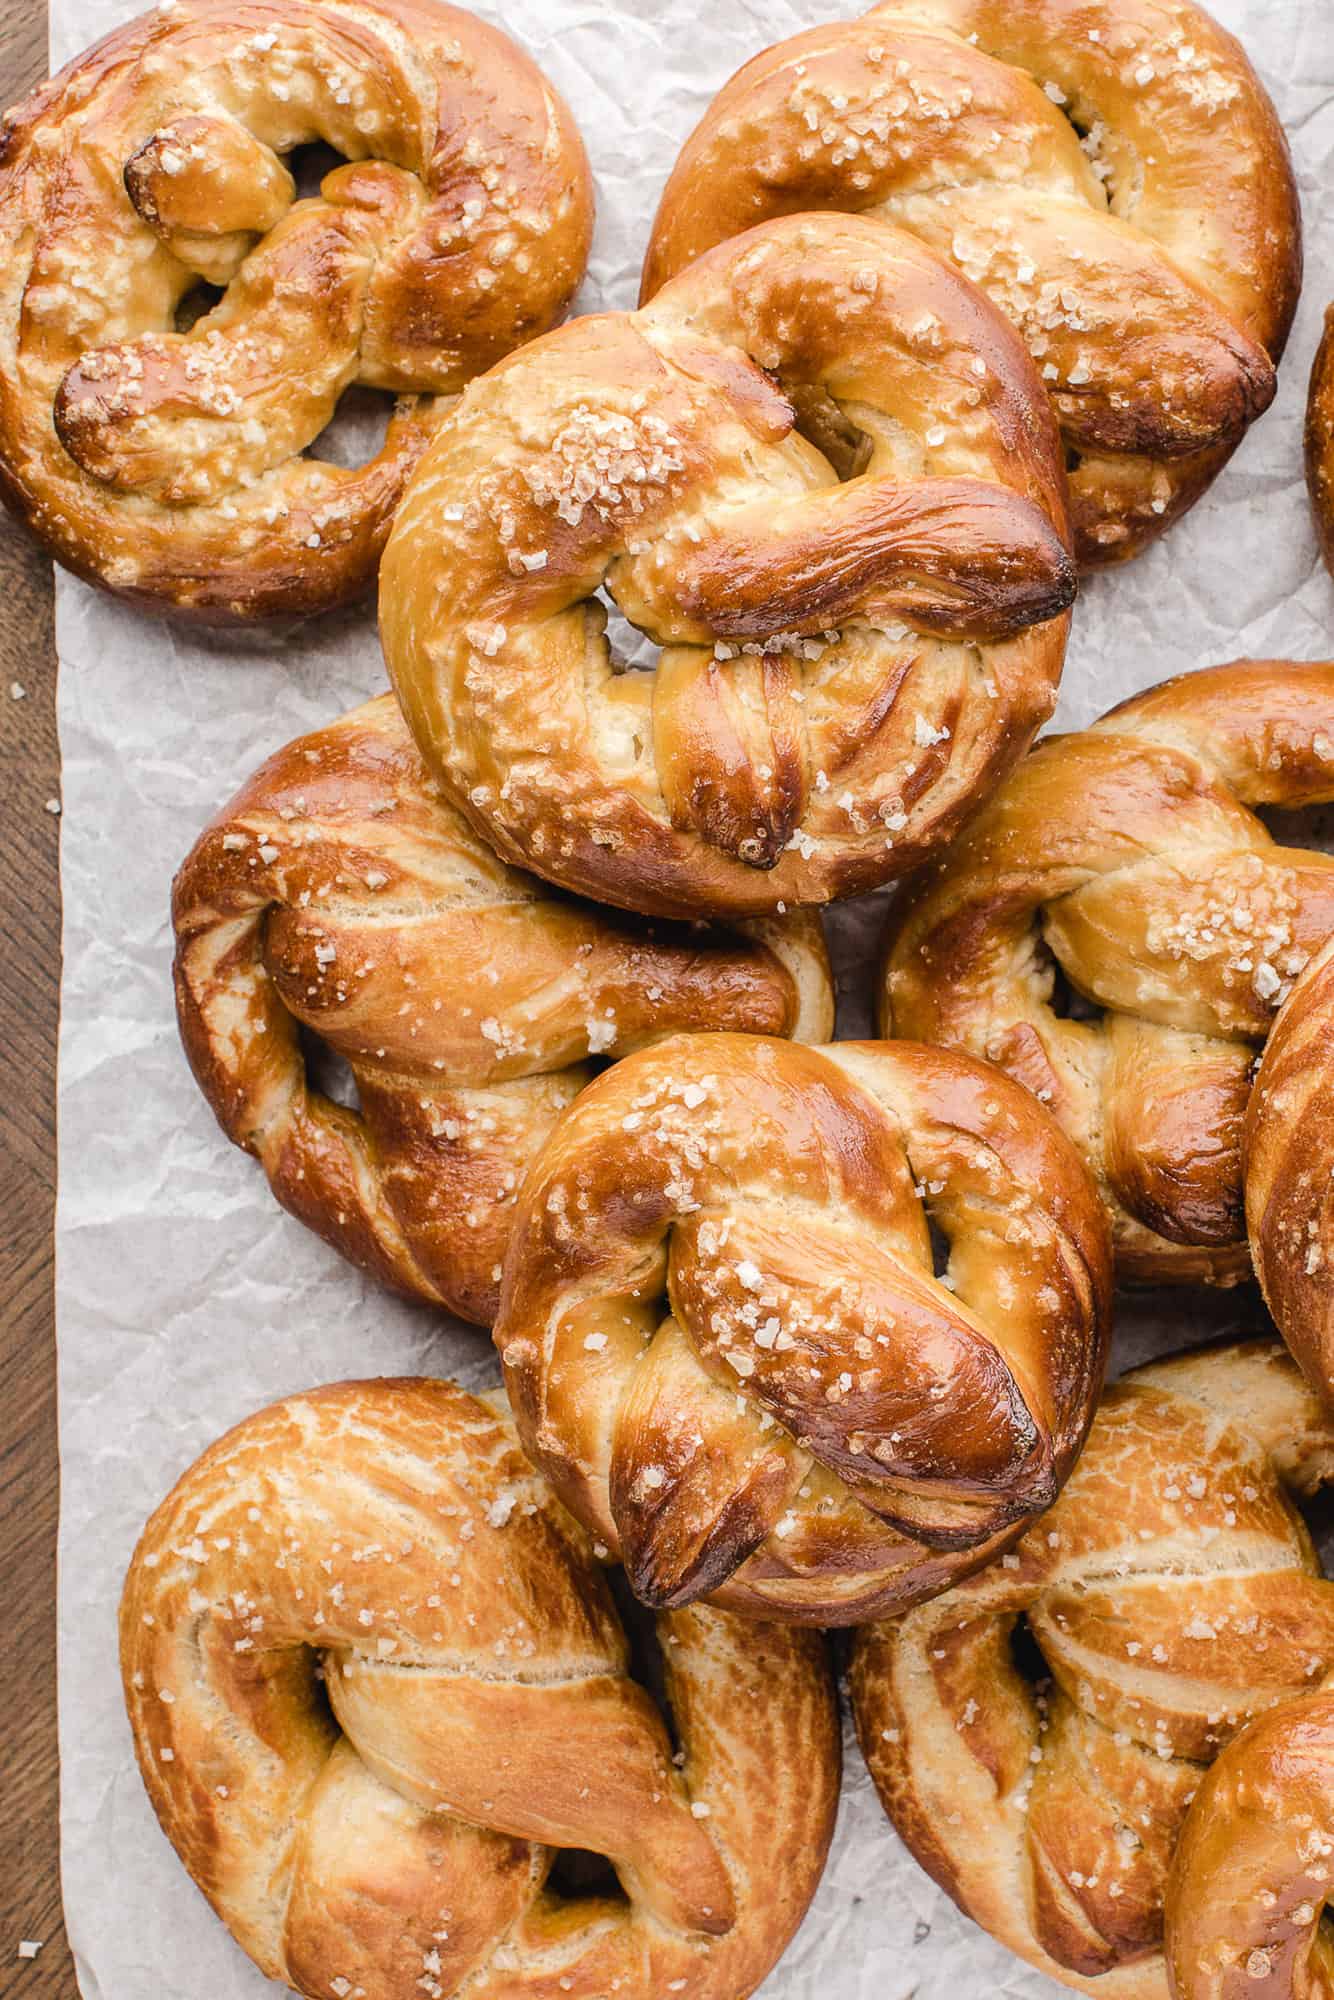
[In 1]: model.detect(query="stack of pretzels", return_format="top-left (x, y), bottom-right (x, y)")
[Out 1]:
top-left (13, 0), bottom-right (1334, 1991)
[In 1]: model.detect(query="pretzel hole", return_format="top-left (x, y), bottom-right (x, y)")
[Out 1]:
top-left (307, 385), bottom-right (396, 470)
top-left (545, 1847), bottom-right (629, 1906)
top-left (598, 588), bottom-right (659, 677)
top-left (174, 280), bottom-right (224, 334)
top-left (606, 1566), bottom-right (683, 1757)
top-left (1008, 1612), bottom-right (1051, 1691)
top-left (287, 139), bottom-right (346, 200)
top-left (926, 1214), bottom-right (952, 1279)
top-left (1259, 802), bottom-right (1334, 856)
top-left (299, 1025), bottom-right (362, 1114)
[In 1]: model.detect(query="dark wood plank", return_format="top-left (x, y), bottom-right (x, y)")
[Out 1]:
top-left (0, 3), bottom-right (74, 1992)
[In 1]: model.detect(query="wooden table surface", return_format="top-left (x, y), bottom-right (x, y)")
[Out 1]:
top-left (0, 0), bottom-right (75, 1989)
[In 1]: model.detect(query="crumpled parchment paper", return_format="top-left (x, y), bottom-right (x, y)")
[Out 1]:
top-left (50, 0), bottom-right (1334, 1992)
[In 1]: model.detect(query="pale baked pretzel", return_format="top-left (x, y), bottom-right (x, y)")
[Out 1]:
top-left (172, 694), bottom-right (832, 1324)
top-left (882, 660), bottom-right (1334, 1287)
top-left (1247, 936), bottom-right (1334, 1405)
top-left (642, 0), bottom-right (1298, 570)
top-left (122, 1376), bottom-right (840, 2000)
top-left (380, 211), bottom-right (1075, 921)
top-left (0, 0), bottom-right (592, 620)
top-left (851, 1342), bottom-right (1334, 2000)
top-left (1167, 1685), bottom-right (1334, 2000)
top-left (493, 1031), bottom-right (1111, 1626)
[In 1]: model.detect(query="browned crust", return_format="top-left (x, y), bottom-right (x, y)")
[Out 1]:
top-left (380, 209), bottom-right (1073, 921)
top-left (1246, 936), bottom-right (1334, 1406)
top-left (171, 692), bottom-right (833, 1322)
top-left (492, 1030), bottom-right (1110, 1626)
top-left (0, 0), bottom-right (593, 622)
top-left (851, 1340), bottom-right (1334, 2000)
top-left (1306, 308), bottom-right (1334, 581)
top-left (121, 1375), bottom-right (840, 1997)
top-left (641, 0), bottom-right (1300, 570)
top-left (881, 658), bottom-right (1334, 1288)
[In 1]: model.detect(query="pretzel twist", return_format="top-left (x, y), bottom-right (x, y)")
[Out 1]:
top-left (380, 210), bottom-right (1074, 921)
top-left (122, 1377), bottom-right (840, 2000)
top-left (0, 0), bottom-right (592, 620)
top-left (172, 694), bottom-right (832, 1324)
top-left (1166, 1686), bottom-right (1334, 2000)
top-left (1246, 936), bottom-right (1334, 1405)
top-left (850, 1342), bottom-right (1334, 2000)
top-left (881, 660), bottom-right (1334, 1286)
top-left (642, 0), bottom-right (1298, 570)
top-left (493, 1031), bottom-right (1111, 1626)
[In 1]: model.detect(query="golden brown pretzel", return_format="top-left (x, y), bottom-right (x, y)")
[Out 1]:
top-left (380, 210), bottom-right (1074, 921)
top-left (122, 1376), bottom-right (840, 1999)
top-left (1246, 935), bottom-right (1334, 1404)
top-left (0, 0), bottom-right (592, 620)
top-left (881, 660), bottom-right (1334, 1287)
top-left (850, 1341), bottom-right (1334, 1999)
top-left (1307, 311), bottom-right (1334, 581)
top-left (642, 0), bottom-right (1298, 571)
top-left (172, 693), bottom-right (832, 1324)
top-left (1166, 1686), bottom-right (1334, 2000)
top-left (492, 1030), bottom-right (1111, 1626)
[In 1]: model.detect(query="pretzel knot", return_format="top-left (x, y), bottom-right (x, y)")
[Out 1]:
top-left (851, 1343), bottom-right (1334, 1999)
top-left (122, 1378), bottom-right (840, 2000)
top-left (380, 211), bottom-right (1074, 921)
top-left (1247, 936), bottom-right (1334, 1405)
top-left (0, 0), bottom-right (592, 620)
top-left (493, 1032), bottom-right (1111, 1626)
top-left (882, 659), bottom-right (1334, 1288)
top-left (172, 693), bottom-right (832, 1324)
top-left (642, 0), bottom-right (1297, 570)
top-left (1167, 1685), bottom-right (1334, 2000)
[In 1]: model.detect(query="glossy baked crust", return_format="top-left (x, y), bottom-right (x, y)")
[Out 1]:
top-left (852, 1341), bottom-right (1334, 1998)
top-left (121, 1376), bottom-right (840, 1999)
top-left (0, 0), bottom-right (592, 620)
top-left (172, 693), bottom-right (832, 1321)
top-left (1246, 935), bottom-right (1334, 1404)
top-left (1306, 309), bottom-right (1334, 579)
top-left (493, 1030), bottom-right (1111, 1625)
top-left (643, 0), bottom-right (1299, 569)
top-left (881, 659), bottom-right (1334, 1286)
top-left (380, 210), bottom-right (1074, 919)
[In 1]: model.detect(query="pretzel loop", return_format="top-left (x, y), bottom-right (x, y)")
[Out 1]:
top-left (122, 1378), bottom-right (840, 2000)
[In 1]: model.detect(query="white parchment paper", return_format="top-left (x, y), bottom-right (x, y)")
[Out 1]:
top-left (50, 0), bottom-right (1334, 1992)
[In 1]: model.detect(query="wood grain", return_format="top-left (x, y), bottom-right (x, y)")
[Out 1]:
top-left (0, 1), bottom-right (74, 1991)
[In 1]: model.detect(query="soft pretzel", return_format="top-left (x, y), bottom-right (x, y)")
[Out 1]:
top-left (881, 659), bottom-right (1334, 1287)
top-left (492, 1030), bottom-right (1111, 1626)
top-left (1307, 311), bottom-right (1334, 580)
top-left (380, 210), bottom-right (1075, 921)
top-left (1166, 1685), bottom-right (1334, 2000)
top-left (121, 1376), bottom-right (840, 1999)
top-left (172, 693), bottom-right (832, 1324)
top-left (1246, 936), bottom-right (1334, 1405)
top-left (0, 0), bottom-right (592, 621)
top-left (850, 1341), bottom-right (1334, 1999)
top-left (642, 0), bottom-right (1297, 571)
